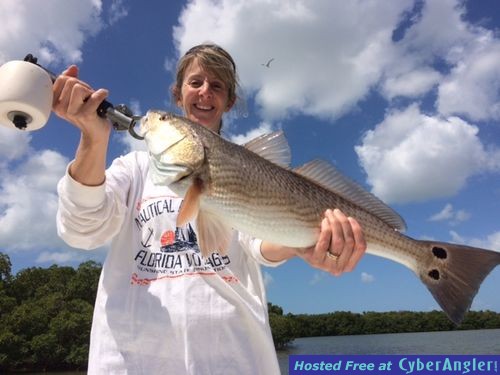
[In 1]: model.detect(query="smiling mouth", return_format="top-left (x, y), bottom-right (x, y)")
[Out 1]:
top-left (194, 104), bottom-right (214, 111)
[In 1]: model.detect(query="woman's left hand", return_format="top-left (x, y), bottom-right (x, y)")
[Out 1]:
top-left (296, 209), bottom-right (367, 276)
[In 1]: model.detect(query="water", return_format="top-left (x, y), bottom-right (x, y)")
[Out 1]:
top-left (277, 329), bottom-right (500, 374)
top-left (14, 330), bottom-right (500, 374)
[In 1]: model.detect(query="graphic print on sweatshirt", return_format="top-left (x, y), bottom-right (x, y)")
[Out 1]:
top-left (131, 194), bottom-right (236, 285)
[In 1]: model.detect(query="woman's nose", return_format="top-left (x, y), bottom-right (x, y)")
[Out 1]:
top-left (198, 80), bottom-right (212, 96)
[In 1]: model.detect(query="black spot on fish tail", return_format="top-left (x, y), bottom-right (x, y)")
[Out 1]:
top-left (432, 246), bottom-right (447, 259)
top-left (418, 241), bottom-right (500, 325)
top-left (428, 269), bottom-right (440, 280)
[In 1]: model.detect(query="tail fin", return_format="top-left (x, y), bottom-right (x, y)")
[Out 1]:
top-left (418, 241), bottom-right (500, 325)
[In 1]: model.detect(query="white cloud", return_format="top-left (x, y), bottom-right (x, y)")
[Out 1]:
top-left (118, 132), bottom-right (148, 153)
top-left (429, 203), bottom-right (470, 225)
top-left (394, 0), bottom-right (472, 61)
top-left (438, 42), bottom-right (500, 121)
top-left (0, 126), bottom-right (32, 163)
top-left (361, 272), bottom-right (375, 283)
top-left (309, 271), bottom-right (326, 286)
top-left (0, 0), bottom-right (125, 266)
top-left (107, 0), bottom-right (128, 26)
top-left (262, 271), bottom-right (274, 287)
top-left (384, 0), bottom-right (500, 121)
top-left (355, 104), bottom-right (499, 203)
top-left (228, 121), bottom-right (273, 145)
top-left (450, 230), bottom-right (500, 252)
top-left (173, 0), bottom-right (413, 121)
top-left (128, 99), bottom-right (142, 116)
top-left (0, 149), bottom-right (69, 251)
top-left (429, 203), bottom-right (454, 221)
top-left (164, 56), bottom-right (177, 74)
top-left (35, 247), bottom-right (107, 266)
top-left (454, 210), bottom-right (471, 223)
top-left (0, 0), bottom-right (103, 65)
top-left (382, 68), bottom-right (441, 99)
top-left (36, 250), bottom-right (80, 264)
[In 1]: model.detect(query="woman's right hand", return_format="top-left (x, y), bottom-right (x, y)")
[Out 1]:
top-left (52, 65), bottom-right (111, 142)
top-left (53, 65), bottom-right (112, 186)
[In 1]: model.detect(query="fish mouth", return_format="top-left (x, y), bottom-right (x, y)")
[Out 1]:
top-left (138, 110), bottom-right (168, 138)
top-left (138, 115), bottom-right (151, 138)
top-left (138, 124), bottom-right (148, 138)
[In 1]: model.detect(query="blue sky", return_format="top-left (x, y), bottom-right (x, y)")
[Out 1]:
top-left (1, 0), bottom-right (500, 316)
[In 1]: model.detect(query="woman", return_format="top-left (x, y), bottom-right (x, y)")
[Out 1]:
top-left (54, 43), bottom-right (366, 374)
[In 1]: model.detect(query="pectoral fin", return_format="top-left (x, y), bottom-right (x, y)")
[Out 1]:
top-left (177, 178), bottom-right (203, 226)
top-left (196, 210), bottom-right (233, 257)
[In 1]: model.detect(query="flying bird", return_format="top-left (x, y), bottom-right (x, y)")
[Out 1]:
top-left (261, 58), bottom-right (275, 68)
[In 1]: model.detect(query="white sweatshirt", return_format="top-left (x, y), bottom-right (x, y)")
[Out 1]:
top-left (57, 151), bottom-right (283, 375)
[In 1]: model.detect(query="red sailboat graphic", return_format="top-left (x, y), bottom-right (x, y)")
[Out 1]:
top-left (160, 224), bottom-right (199, 253)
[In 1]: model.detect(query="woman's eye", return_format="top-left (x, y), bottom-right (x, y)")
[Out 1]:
top-left (186, 78), bottom-right (225, 92)
top-left (211, 82), bottom-right (224, 91)
top-left (188, 80), bottom-right (202, 88)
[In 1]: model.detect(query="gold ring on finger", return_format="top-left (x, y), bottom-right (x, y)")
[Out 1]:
top-left (327, 251), bottom-right (340, 261)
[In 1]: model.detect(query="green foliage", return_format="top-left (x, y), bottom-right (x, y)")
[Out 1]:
top-left (65, 261), bottom-right (101, 304)
top-left (0, 252), bottom-right (12, 283)
top-left (269, 313), bottom-right (298, 349)
top-left (0, 329), bottom-right (29, 368)
top-left (0, 288), bottom-right (16, 316)
top-left (268, 302), bottom-right (284, 315)
top-left (268, 303), bottom-right (299, 349)
top-left (0, 252), bottom-right (100, 372)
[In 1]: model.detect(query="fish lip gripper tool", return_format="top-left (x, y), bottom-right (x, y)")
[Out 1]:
top-left (0, 54), bottom-right (144, 140)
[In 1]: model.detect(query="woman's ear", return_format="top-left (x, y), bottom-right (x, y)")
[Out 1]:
top-left (225, 97), bottom-right (236, 112)
top-left (172, 87), bottom-right (183, 109)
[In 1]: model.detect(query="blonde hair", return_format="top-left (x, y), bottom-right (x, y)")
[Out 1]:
top-left (171, 43), bottom-right (239, 109)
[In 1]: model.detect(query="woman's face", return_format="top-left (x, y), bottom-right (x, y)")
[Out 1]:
top-left (177, 58), bottom-right (234, 132)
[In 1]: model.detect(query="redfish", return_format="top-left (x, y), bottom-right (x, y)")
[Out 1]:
top-left (140, 110), bottom-right (500, 324)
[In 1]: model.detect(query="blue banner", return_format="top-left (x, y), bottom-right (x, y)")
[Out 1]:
top-left (289, 355), bottom-right (499, 375)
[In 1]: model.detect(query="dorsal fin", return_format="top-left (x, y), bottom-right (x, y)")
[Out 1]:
top-left (294, 159), bottom-right (406, 231)
top-left (243, 131), bottom-right (291, 168)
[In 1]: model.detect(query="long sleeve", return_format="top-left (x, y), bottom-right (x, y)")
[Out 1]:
top-left (56, 153), bottom-right (140, 250)
top-left (238, 232), bottom-right (287, 267)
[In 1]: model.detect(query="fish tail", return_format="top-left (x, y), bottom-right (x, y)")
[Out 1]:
top-left (417, 241), bottom-right (500, 325)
